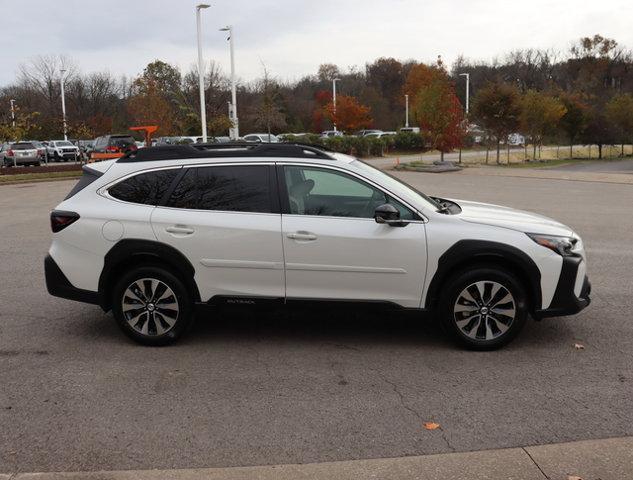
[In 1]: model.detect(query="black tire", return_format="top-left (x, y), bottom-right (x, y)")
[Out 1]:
top-left (53, 152), bottom-right (59, 162)
top-left (438, 267), bottom-right (528, 350)
top-left (112, 265), bottom-right (195, 346)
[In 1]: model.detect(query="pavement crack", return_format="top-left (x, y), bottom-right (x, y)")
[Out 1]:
top-left (522, 447), bottom-right (550, 479)
top-left (378, 374), bottom-right (455, 452)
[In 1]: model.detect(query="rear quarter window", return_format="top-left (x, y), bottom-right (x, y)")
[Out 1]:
top-left (109, 169), bottom-right (180, 205)
top-left (65, 166), bottom-right (104, 200)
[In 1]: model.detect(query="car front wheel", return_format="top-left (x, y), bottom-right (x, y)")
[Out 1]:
top-left (439, 267), bottom-right (528, 350)
top-left (112, 266), bottom-right (194, 346)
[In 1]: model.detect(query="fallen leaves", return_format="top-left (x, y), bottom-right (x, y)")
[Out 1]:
top-left (424, 422), bottom-right (441, 430)
top-left (567, 476), bottom-right (583, 480)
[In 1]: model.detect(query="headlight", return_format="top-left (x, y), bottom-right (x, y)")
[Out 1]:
top-left (527, 233), bottom-right (578, 256)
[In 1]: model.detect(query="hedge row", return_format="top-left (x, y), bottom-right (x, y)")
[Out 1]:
top-left (282, 132), bottom-right (426, 157)
top-left (0, 163), bottom-right (82, 176)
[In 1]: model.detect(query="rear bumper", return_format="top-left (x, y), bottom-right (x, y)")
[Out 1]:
top-left (5, 157), bottom-right (38, 164)
top-left (45, 254), bottom-right (102, 307)
top-left (534, 256), bottom-right (591, 318)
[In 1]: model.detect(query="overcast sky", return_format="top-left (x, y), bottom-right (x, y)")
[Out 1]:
top-left (2, 0), bottom-right (632, 87)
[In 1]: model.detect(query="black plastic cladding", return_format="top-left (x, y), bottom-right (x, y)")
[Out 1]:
top-left (117, 143), bottom-right (335, 162)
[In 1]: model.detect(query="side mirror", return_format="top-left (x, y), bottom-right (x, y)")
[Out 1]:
top-left (374, 203), bottom-right (406, 226)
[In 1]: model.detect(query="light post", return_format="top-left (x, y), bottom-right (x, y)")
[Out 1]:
top-left (332, 78), bottom-right (340, 132)
top-left (196, 3), bottom-right (210, 143)
top-left (459, 73), bottom-right (470, 115)
top-left (10, 99), bottom-right (16, 128)
top-left (220, 25), bottom-right (239, 140)
top-left (60, 69), bottom-right (68, 141)
top-left (404, 94), bottom-right (409, 128)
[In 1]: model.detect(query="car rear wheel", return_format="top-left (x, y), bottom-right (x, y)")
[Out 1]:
top-left (439, 267), bottom-right (528, 350)
top-left (112, 266), bottom-right (195, 346)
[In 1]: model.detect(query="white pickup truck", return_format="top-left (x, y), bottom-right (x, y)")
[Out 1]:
top-left (46, 140), bottom-right (80, 162)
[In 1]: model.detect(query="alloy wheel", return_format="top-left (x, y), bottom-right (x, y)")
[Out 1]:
top-left (453, 281), bottom-right (516, 341)
top-left (121, 278), bottom-right (179, 336)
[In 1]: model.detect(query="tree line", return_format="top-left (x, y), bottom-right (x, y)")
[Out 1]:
top-left (1, 34), bottom-right (633, 161)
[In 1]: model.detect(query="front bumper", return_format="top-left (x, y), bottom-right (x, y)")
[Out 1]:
top-left (45, 254), bottom-right (102, 306)
top-left (534, 255), bottom-right (591, 318)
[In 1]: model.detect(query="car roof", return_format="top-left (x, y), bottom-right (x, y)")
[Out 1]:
top-left (115, 143), bottom-right (355, 165)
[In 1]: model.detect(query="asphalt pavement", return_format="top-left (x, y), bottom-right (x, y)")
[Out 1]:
top-left (1, 168), bottom-right (632, 474)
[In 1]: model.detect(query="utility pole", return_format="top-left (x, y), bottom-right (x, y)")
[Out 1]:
top-left (459, 73), bottom-right (470, 115)
top-left (60, 69), bottom-right (68, 141)
top-left (332, 78), bottom-right (340, 132)
top-left (10, 99), bottom-right (16, 128)
top-left (221, 25), bottom-right (239, 139)
top-left (405, 94), bottom-right (409, 128)
top-left (196, 4), bottom-right (210, 142)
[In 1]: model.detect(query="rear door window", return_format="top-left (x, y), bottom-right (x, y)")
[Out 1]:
top-left (166, 165), bottom-right (273, 213)
top-left (109, 168), bottom-right (180, 205)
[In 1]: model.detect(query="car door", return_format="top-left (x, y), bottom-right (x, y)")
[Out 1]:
top-left (279, 163), bottom-right (428, 308)
top-left (151, 163), bottom-right (285, 302)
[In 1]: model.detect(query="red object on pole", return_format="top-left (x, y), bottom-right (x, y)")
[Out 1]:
top-left (129, 125), bottom-right (159, 147)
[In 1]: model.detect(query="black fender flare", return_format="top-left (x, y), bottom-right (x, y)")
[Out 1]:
top-left (98, 239), bottom-right (201, 310)
top-left (424, 239), bottom-right (542, 311)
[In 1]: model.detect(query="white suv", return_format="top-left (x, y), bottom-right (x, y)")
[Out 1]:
top-left (45, 143), bottom-right (591, 349)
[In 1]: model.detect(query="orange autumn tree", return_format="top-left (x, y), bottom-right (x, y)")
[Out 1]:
top-left (404, 63), bottom-right (446, 101)
top-left (312, 90), bottom-right (332, 132)
top-left (324, 95), bottom-right (372, 133)
top-left (414, 80), bottom-right (464, 160)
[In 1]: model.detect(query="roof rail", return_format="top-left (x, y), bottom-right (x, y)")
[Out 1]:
top-left (117, 142), bottom-right (335, 162)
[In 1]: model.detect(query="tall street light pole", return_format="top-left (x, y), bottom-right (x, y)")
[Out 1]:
top-left (220, 25), bottom-right (238, 140)
top-left (10, 99), bottom-right (16, 128)
top-left (196, 3), bottom-right (210, 143)
top-left (332, 78), bottom-right (340, 132)
top-left (60, 69), bottom-right (68, 141)
top-left (459, 73), bottom-right (470, 115)
top-left (404, 94), bottom-right (409, 128)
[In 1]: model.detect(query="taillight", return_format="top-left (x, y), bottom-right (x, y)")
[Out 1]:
top-left (106, 145), bottom-right (119, 153)
top-left (50, 210), bottom-right (80, 233)
top-left (7, 149), bottom-right (13, 156)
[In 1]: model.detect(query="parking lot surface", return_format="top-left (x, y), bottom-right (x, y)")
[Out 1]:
top-left (1, 170), bottom-right (632, 473)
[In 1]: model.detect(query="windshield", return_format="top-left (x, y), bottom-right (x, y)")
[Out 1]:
top-left (56, 141), bottom-right (73, 147)
top-left (352, 159), bottom-right (441, 212)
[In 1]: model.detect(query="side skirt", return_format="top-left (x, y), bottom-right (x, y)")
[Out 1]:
top-left (200, 295), bottom-right (427, 314)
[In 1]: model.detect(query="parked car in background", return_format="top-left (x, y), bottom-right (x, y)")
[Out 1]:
top-left (243, 133), bottom-right (279, 143)
top-left (155, 136), bottom-right (204, 145)
top-left (26, 140), bottom-right (47, 161)
top-left (399, 127), bottom-right (421, 134)
top-left (321, 130), bottom-right (343, 138)
top-left (506, 133), bottom-right (526, 146)
top-left (1, 142), bottom-right (41, 166)
top-left (46, 140), bottom-right (80, 162)
top-left (278, 133), bottom-right (309, 141)
top-left (77, 140), bottom-right (94, 161)
top-left (354, 129), bottom-right (383, 137)
top-left (90, 135), bottom-right (137, 162)
top-left (365, 131), bottom-right (397, 138)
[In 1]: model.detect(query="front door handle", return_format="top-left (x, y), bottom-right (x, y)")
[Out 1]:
top-left (165, 225), bottom-right (195, 235)
top-left (287, 231), bottom-right (317, 241)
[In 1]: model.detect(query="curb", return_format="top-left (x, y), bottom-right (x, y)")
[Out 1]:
top-left (5, 436), bottom-right (633, 480)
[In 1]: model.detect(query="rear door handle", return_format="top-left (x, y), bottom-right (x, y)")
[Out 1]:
top-left (165, 226), bottom-right (195, 235)
top-left (287, 231), bottom-right (317, 241)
